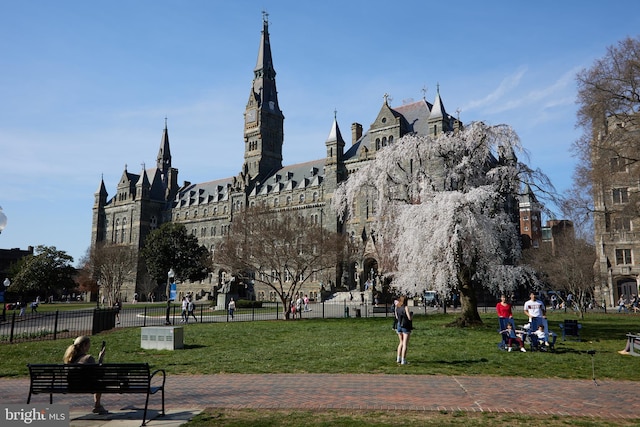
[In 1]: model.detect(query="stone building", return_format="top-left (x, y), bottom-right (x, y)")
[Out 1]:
top-left (593, 115), bottom-right (640, 307)
top-left (91, 15), bottom-right (467, 303)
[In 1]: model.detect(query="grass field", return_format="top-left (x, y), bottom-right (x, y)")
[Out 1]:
top-left (3, 310), bottom-right (639, 426)
top-left (2, 311), bottom-right (639, 379)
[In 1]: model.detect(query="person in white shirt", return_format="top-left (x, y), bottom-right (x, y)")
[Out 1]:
top-left (523, 292), bottom-right (547, 341)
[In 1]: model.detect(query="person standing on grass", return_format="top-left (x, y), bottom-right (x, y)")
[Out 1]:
top-left (523, 292), bottom-right (547, 341)
top-left (496, 294), bottom-right (515, 331)
top-left (395, 295), bottom-right (412, 365)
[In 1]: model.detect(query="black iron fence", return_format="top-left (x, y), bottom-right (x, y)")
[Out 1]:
top-left (0, 300), bottom-right (442, 344)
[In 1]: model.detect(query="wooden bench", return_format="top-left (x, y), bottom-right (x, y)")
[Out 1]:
top-left (372, 305), bottom-right (393, 314)
top-left (558, 320), bottom-right (582, 341)
top-left (625, 333), bottom-right (640, 356)
top-left (27, 363), bottom-right (165, 426)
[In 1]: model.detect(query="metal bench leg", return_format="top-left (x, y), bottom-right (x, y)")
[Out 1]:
top-left (141, 393), bottom-right (150, 427)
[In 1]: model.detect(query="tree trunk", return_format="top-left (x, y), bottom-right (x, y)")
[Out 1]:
top-left (449, 267), bottom-right (483, 327)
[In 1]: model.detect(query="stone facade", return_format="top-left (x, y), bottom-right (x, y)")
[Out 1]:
top-left (91, 16), bottom-right (467, 303)
top-left (593, 116), bottom-right (640, 307)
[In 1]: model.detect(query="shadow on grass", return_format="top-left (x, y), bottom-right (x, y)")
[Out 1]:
top-left (433, 358), bottom-right (489, 365)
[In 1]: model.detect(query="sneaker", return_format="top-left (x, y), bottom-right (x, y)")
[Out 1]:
top-left (401, 360), bottom-right (409, 365)
top-left (618, 350), bottom-right (630, 355)
top-left (508, 347), bottom-right (512, 352)
top-left (520, 347), bottom-right (527, 352)
top-left (92, 405), bottom-right (108, 415)
top-left (545, 342), bottom-right (550, 346)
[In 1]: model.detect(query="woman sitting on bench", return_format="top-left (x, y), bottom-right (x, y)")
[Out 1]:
top-left (619, 334), bottom-right (640, 355)
top-left (63, 336), bottom-right (108, 414)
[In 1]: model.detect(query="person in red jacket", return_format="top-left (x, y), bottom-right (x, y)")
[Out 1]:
top-left (496, 294), bottom-right (516, 331)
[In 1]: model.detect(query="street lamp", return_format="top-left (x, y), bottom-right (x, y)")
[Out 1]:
top-left (165, 268), bottom-right (175, 325)
top-left (0, 206), bottom-right (7, 234)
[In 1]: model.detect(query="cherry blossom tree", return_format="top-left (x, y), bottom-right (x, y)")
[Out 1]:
top-left (334, 122), bottom-right (548, 326)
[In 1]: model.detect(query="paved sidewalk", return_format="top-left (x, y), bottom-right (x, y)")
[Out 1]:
top-left (2, 373), bottom-right (639, 426)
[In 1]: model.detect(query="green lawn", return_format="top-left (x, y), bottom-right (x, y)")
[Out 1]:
top-left (2, 311), bottom-right (639, 381)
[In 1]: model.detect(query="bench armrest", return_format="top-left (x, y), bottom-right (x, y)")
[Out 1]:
top-left (150, 369), bottom-right (166, 390)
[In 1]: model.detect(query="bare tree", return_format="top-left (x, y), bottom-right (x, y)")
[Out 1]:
top-left (85, 243), bottom-right (138, 306)
top-left (522, 227), bottom-right (596, 319)
top-left (573, 36), bottom-right (640, 220)
top-left (215, 205), bottom-right (347, 318)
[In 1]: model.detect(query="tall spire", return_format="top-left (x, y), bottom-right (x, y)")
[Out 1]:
top-left (243, 13), bottom-right (284, 180)
top-left (157, 118), bottom-right (171, 173)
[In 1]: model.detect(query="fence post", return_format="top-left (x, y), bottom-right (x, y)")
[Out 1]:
top-left (322, 300), bottom-right (325, 319)
top-left (9, 311), bottom-right (15, 343)
top-left (53, 311), bottom-right (59, 340)
top-left (143, 307), bottom-right (147, 327)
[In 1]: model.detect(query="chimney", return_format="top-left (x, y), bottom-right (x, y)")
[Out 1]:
top-left (351, 122), bottom-right (363, 146)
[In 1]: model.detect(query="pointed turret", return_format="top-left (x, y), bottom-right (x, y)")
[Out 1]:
top-left (135, 166), bottom-right (151, 200)
top-left (94, 176), bottom-right (108, 208)
top-left (428, 85), bottom-right (457, 136)
top-left (157, 118), bottom-right (171, 175)
top-left (325, 111), bottom-right (345, 166)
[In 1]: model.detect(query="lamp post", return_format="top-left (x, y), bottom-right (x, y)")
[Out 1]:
top-left (2, 278), bottom-right (10, 321)
top-left (165, 268), bottom-right (175, 325)
top-left (0, 206), bottom-right (7, 234)
top-left (96, 281), bottom-right (101, 309)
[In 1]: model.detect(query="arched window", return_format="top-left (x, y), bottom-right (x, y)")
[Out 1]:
top-left (375, 138), bottom-right (380, 150)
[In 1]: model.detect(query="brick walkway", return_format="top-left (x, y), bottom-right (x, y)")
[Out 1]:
top-left (3, 373), bottom-right (639, 420)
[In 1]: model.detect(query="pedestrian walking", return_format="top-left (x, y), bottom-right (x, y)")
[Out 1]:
top-left (187, 297), bottom-right (198, 322)
top-left (228, 298), bottom-right (236, 320)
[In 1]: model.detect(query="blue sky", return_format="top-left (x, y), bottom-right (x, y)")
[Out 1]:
top-left (1, 1), bottom-right (639, 265)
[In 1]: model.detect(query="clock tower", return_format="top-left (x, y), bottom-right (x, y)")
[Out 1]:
top-left (243, 12), bottom-right (284, 181)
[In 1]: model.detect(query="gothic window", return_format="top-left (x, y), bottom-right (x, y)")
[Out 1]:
top-left (614, 217), bottom-right (632, 231)
top-left (201, 228), bottom-right (206, 237)
top-left (613, 188), bottom-right (629, 204)
top-left (610, 157), bottom-right (627, 172)
top-left (211, 227), bottom-right (216, 236)
top-left (299, 194), bottom-right (305, 203)
top-left (389, 135), bottom-right (393, 144)
top-left (223, 206), bottom-right (228, 214)
top-left (185, 211), bottom-right (189, 219)
top-left (616, 248), bottom-right (632, 265)
top-left (375, 138), bottom-right (380, 150)
top-left (213, 207), bottom-right (218, 215)
top-left (286, 196), bottom-right (291, 205)
top-left (150, 216), bottom-right (158, 229)
top-left (203, 209), bottom-right (207, 217)
top-left (382, 136), bottom-right (387, 147)
top-left (312, 192), bottom-right (318, 202)
top-left (194, 210), bottom-right (198, 218)
top-left (192, 228), bottom-right (196, 236)
top-left (274, 197), bottom-right (279, 207)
